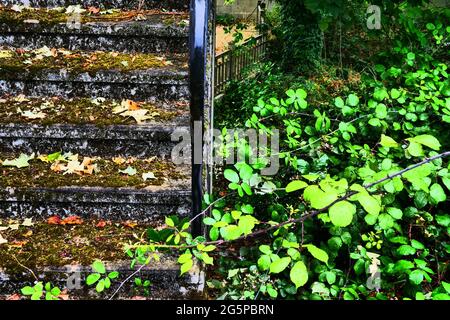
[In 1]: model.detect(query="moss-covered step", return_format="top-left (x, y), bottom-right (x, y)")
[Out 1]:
top-left (0, 49), bottom-right (189, 100)
top-left (1, 0), bottom-right (190, 11)
top-left (0, 219), bottom-right (204, 299)
top-left (0, 7), bottom-right (189, 53)
top-left (0, 153), bottom-right (191, 220)
top-left (0, 123), bottom-right (190, 157)
top-left (0, 97), bottom-right (189, 157)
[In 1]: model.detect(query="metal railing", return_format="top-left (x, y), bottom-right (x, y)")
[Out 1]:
top-left (214, 0), bottom-right (269, 96)
top-left (214, 34), bottom-right (268, 95)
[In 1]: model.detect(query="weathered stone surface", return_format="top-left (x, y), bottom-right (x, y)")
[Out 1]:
top-left (0, 68), bottom-right (189, 100)
top-left (0, 186), bottom-right (191, 221)
top-left (0, 260), bottom-right (205, 300)
top-left (0, 18), bottom-right (188, 53)
top-left (0, 0), bottom-right (190, 11)
top-left (0, 123), bottom-right (190, 157)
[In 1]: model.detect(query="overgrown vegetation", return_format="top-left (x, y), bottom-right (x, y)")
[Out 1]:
top-left (131, 0), bottom-right (449, 301)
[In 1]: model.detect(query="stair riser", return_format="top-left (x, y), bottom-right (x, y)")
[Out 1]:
top-left (0, 80), bottom-right (189, 101)
top-left (0, 34), bottom-right (188, 54)
top-left (0, 137), bottom-right (183, 158)
top-left (0, 0), bottom-right (190, 10)
top-left (0, 124), bottom-right (190, 157)
top-left (0, 263), bottom-right (204, 299)
top-left (0, 194), bottom-right (190, 221)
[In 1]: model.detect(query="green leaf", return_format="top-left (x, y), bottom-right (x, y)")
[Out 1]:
top-left (86, 273), bottom-right (101, 285)
top-left (375, 103), bottom-right (387, 119)
top-left (180, 259), bottom-right (193, 275)
top-left (358, 194), bottom-right (381, 216)
top-left (21, 286), bottom-right (35, 295)
top-left (334, 97), bottom-right (345, 108)
top-left (347, 94), bottom-right (359, 107)
top-left (430, 183), bottom-right (446, 203)
top-left (119, 166), bottom-right (137, 176)
top-left (258, 255), bottom-right (271, 271)
top-left (329, 201), bottom-right (355, 227)
top-left (411, 239), bottom-right (425, 250)
top-left (2, 153), bottom-right (35, 168)
top-left (220, 225), bottom-right (242, 241)
top-left (108, 271), bottom-right (119, 279)
top-left (92, 260), bottom-right (106, 274)
top-left (286, 180), bottom-right (308, 193)
top-left (380, 135), bottom-right (399, 148)
top-left (378, 213), bottom-right (394, 230)
top-left (304, 244), bottom-right (329, 264)
top-left (224, 169), bottom-right (239, 183)
top-left (387, 207), bottom-right (403, 220)
top-left (238, 215), bottom-right (259, 235)
top-left (269, 257), bottom-right (291, 274)
top-left (95, 279), bottom-right (105, 292)
top-left (407, 142), bottom-right (423, 157)
top-left (239, 163), bottom-right (253, 180)
top-left (409, 270), bottom-right (424, 285)
top-left (201, 252), bottom-right (214, 265)
top-left (104, 277), bottom-right (111, 289)
top-left (290, 261), bottom-right (308, 288)
top-left (408, 135), bottom-right (441, 150)
top-left (397, 245), bottom-right (416, 256)
top-left (304, 186), bottom-right (338, 209)
top-left (165, 216), bottom-right (175, 227)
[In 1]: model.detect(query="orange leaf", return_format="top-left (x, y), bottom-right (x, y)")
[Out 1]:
top-left (96, 220), bottom-right (107, 228)
top-left (61, 216), bottom-right (83, 225)
top-left (121, 99), bottom-right (140, 111)
top-left (47, 215), bottom-right (62, 225)
top-left (88, 7), bottom-right (101, 14)
top-left (122, 220), bottom-right (138, 229)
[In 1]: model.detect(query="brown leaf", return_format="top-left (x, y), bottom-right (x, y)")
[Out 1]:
top-left (88, 6), bottom-right (101, 14)
top-left (112, 157), bottom-right (126, 165)
top-left (122, 99), bottom-right (140, 111)
top-left (122, 220), bottom-right (138, 229)
top-left (95, 220), bottom-right (107, 228)
top-left (61, 216), bottom-right (84, 225)
top-left (47, 215), bottom-right (62, 225)
top-left (10, 240), bottom-right (28, 248)
top-left (6, 294), bottom-right (21, 300)
top-left (16, 48), bottom-right (26, 55)
top-left (23, 230), bottom-right (33, 237)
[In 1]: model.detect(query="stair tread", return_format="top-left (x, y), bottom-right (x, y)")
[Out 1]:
top-left (0, 218), bottom-right (204, 299)
top-left (0, 96), bottom-right (189, 126)
top-left (0, 0), bottom-right (191, 11)
top-left (0, 47), bottom-right (188, 80)
top-left (0, 152), bottom-right (189, 190)
top-left (0, 7), bottom-right (189, 36)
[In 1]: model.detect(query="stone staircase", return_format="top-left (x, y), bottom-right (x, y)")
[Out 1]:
top-left (0, 0), bottom-right (202, 299)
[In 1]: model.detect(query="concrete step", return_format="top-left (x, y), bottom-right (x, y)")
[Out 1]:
top-left (0, 123), bottom-right (190, 157)
top-left (0, 219), bottom-right (203, 299)
top-left (0, 97), bottom-right (189, 157)
top-left (0, 152), bottom-right (191, 221)
top-left (0, 0), bottom-right (190, 11)
top-left (0, 48), bottom-right (189, 100)
top-left (0, 7), bottom-right (189, 53)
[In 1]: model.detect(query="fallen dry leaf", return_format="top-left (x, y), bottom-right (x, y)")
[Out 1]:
top-left (47, 216), bottom-right (62, 225)
top-left (61, 216), bottom-right (84, 225)
top-left (112, 156), bottom-right (126, 165)
top-left (95, 220), bottom-right (107, 228)
top-left (88, 6), bottom-right (101, 14)
top-left (10, 240), bottom-right (28, 248)
top-left (122, 221), bottom-right (138, 229)
top-left (23, 230), bottom-right (33, 237)
top-left (6, 294), bottom-right (21, 300)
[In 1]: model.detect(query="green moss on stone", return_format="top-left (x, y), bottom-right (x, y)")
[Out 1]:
top-left (0, 97), bottom-right (184, 126)
top-left (0, 155), bottom-right (187, 189)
